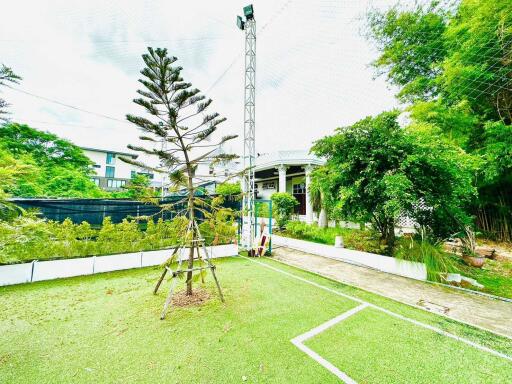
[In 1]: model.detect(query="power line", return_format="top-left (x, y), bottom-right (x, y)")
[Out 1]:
top-left (14, 119), bottom-right (109, 130)
top-left (5, 85), bottom-right (130, 124)
top-left (0, 37), bottom-right (229, 44)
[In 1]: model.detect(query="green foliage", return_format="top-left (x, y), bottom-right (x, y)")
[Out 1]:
top-left (395, 231), bottom-right (456, 281)
top-left (312, 111), bottom-right (478, 248)
top-left (481, 121), bottom-right (512, 183)
top-left (255, 200), bottom-right (272, 219)
top-left (199, 208), bottom-right (237, 246)
top-left (366, 0), bottom-right (512, 241)
top-left (440, 0), bottom-right (512, 123)
top-left (271, 192), bottom-right (298, 229)
top-left (366, 2), bottom-right (449, 102)
top-left (0, 124), bottom-right (105, 198)
top-left (0, 214), bottom-right (233, 265)
top-left (215, 182), bottom-right (241, 197)
top-left (283, 221), bottom-right (384, 254)
top-left (0, 148), bottom-right (36, 219)
top-left (112, 174), bottom-right (158, 201)
top-left (0, 123), bottom-right (91, 169)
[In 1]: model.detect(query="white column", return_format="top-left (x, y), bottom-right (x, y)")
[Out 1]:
top-left (305, 164), bottom-right (314, 224)
top-left (277, 165), bottom-right (287, 193)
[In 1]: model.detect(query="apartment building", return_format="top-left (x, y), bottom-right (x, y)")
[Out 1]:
top-left (81, 147), bottom-right (156, 191)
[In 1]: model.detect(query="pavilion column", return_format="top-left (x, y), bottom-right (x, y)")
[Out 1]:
top-left (305, 164), bottom-right (314, 224)
top-left (277, 164), bottom-right (287, 193)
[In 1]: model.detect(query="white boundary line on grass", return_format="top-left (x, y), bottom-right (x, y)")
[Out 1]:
top-left (271, 245), bottom-right (512, 340)
top-left (240, 256), bottom-right (512, 373)
top-left (291, 304), bottom-right (368, 383)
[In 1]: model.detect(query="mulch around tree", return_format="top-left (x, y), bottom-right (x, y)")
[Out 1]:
top-left (171, 288), bottom-right (210, 307)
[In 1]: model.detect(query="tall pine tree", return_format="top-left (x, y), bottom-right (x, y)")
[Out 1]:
top-left (123, 47), bottom-right (237, 296)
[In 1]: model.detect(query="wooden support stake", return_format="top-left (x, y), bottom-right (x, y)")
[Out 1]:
top-left (153, 245), bottom-right (180, 294)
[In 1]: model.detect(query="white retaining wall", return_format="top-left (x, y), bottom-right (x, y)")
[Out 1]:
top-left (273, 235), bottom-right (427, 281)
top-left (0, 244), bottom-right (238, 287)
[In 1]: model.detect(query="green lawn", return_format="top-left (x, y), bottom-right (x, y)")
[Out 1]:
top-left (1, 257), bottom-right (511, 383)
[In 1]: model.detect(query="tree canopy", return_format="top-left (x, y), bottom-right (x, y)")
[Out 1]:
top-left (0, 124), bottom-right (104, 198)
top-left (312, 111), bottom-right (477, 250)
top-left (365, 0), bottom-right (512, 241)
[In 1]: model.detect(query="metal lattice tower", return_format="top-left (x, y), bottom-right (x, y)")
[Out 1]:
top-left (238, 6), bottom-right (256, 251)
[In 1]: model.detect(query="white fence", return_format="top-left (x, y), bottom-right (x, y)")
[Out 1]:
top-left (0, 244), bottom-right (238, 287)
top-left (272, 235), bottom-right (427, 281)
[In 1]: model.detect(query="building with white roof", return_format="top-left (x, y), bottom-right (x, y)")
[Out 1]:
top-left (254, 150), bottom-right (324, 223)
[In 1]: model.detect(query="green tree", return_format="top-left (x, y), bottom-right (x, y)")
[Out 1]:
top-left (0, 124), bottom-right (104, 198)
top-left (271, 192), bottom-right (299, 229)
top-left (365, 0), bottom-right (512, 241)
top-left (366, 2), bottom-right (449, 103)
top-left (0, 123), bottom-right (91, 170)
top-left (0, 148), bottom-right (35, 219)
top-left (312, 111), bottom-right (477, 251)
top-left (113, 174), bottom-right (157, 201)
top-left (215, 182), bottom-right (241, 197)
top-left (123, 47), bottom-right (237, 296)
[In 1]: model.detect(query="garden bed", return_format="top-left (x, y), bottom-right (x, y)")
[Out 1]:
top-left (279, 222), bottom-right (512, 299)
top-left (0, 214), bottom-right (236, 265)
top-left (273, 235), bottom-right (427, 280)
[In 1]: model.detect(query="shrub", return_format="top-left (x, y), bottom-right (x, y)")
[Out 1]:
top-left (0, 213), bottom-right (234, 265)
top-left (394, 230), bottom-right (456, 281)
top-left (283, 221), bottom-right (383, 254)
top-left (215, 182), bottom-right (241, 197)
top-left (271, 192), bottom-right (298, 229)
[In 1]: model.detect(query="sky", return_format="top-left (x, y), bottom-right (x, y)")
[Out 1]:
top-left (1, 0), bottom-right (400, 161)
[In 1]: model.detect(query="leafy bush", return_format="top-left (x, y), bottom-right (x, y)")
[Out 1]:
top-left (255, 201), bottom-right (272, 218)
top-left (216, 182), bottom-right (241, 197)
top-left (0, 214), bottom-right (235, 265)
top-left (271, 192), bottom-right (298, 229)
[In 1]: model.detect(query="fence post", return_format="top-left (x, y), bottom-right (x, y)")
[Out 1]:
top-left (30, 260), bottom-right (37, 283)
top-left (92, 256), bottom-right (96, 274)
top-left (269, 200), bottom-right (273, 254)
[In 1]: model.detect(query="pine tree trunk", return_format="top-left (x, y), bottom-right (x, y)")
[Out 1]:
top-left (381, 218), bottom-right (395, 255)
top-left (186, 176), bottom-right (195, 296)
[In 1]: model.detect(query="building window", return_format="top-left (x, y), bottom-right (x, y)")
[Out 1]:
top-left (131, 170), bottom-right (136, 179)
top-left (91, 178), bottom-right (100, 186)
top-left (293, 182), bottom-right (306, 194)
top-left (106, 152), bottom-right (116, 165)
top-left (209, 165), bottom-right (214, 175)
top-left (105, 166), bottom-right (115, 178)
top-left (93, 164), bottom-right (101, 169)
top-left (263, 181), bottom-right (276, 190)
top-left (137, 172), bottom-right (154, 180)
top-left (107, 179), bottom-right (126, 188)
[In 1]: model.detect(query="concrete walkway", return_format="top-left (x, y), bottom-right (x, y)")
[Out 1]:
top-left (272, 246), bottom-right (512, 339)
